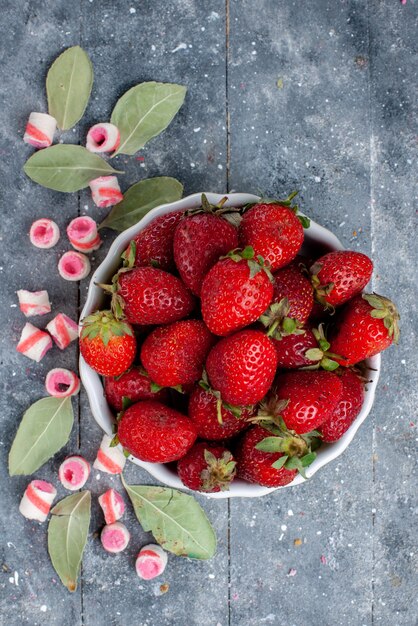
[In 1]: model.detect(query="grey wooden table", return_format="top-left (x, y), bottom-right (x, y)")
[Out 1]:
top-left (1, 2), bottom-right (417, 625)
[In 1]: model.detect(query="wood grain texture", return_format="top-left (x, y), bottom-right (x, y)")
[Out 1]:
top-left (0, 1), bottom-right (416, 625)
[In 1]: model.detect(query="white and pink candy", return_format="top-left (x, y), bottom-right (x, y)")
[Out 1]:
top-left (101, 522), bottom-right (130, 553)
top-left (135, 544), bottom-right (168, 580)
top-left (89, 176), bottom-right (123, 208)
top-left (58, 251), bottom-right (91, 281)
top-left (45, 368), bottom-right (80, 398)
top-left (19, 480), bottom-right (57, 522)
top-left (98, 489), bottom-right (125, 525)
top-left (58, 456), bottom-right (90, 490)
top-left (67, 216), bottom-right (102, 253)
top-left (24, 112), bottom-right (57, 149)
top-left (93, 434), bottom-right (126, 475)
top-left (16, 322), bottom-right (53, 362)
top-left (29, 218), bottom-right (60, 249)
top-left (46, 313), bottom-right (78, 350)
top-left (86, 123), bottom-right (120, 154)
top-left (17, 289), bottom-right (51, 317)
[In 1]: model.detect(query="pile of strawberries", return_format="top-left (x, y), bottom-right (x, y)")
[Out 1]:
top-left (80, 194), bottom-right (399, 492)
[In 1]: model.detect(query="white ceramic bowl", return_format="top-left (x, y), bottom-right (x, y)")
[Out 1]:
top-left (80, 192), bottom-right (380, 498)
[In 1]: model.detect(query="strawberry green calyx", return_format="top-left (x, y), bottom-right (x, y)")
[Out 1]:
top-left (199, 370), bottom-right (244, 423)
top-left (363, 293), bottom-right (400, 344)
top-left (98, 240), bottom-right (140, 319)
top-left (303, 324), bottom-right (341, 371)
top-left (150, 381), bottom-right (185, 394)
top-left (259, 298), bottom-right (305, 340)
top-left (186, 193), bottom-right (239, 218)
top-left (200, 449), bottom-right (237, 492)
top-left (225, 246), bottom-right (273, 281)
top-left (310, 263), bottom-right (335, 311)
top-left (80, 310), bottom-right (133, 346)
top-left (250, 395), bottom-right (320, 478)
top-left (121, 239), bottom-right (137, 269)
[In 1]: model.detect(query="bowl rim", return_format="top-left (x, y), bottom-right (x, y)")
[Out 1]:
top-left (80, 191), bottom-right (380, 499)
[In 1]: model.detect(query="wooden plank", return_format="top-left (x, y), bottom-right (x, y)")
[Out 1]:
top-left (0, 1), bottom-right (83, 622)
top-left (227, 1), bottom-right (375, 624)
top-left (367, 1), bottom-right (418, 624)
top-left (78, 2), bottom-right (229, 625)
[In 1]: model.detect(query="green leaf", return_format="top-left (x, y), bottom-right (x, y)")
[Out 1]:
top-left (111, 82), bottom-right (187, 156)
top-left (99, 177), bottom-right (183, 231)
top-left (48, 492), bottom-right (91, 592)
top-left (24, 145), bottom-right (122, 192)
top-left (46, 46), bottom-right (94, 130)
top-left (9, 397), bottom-right (74, 476)
top-left (122, 477), bottom-right (216, 560)
top-left (255, 437), bottom-right (284, 453)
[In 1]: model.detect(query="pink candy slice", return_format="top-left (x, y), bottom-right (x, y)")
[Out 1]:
top-left (29, 218), bottom-right (60, 249)
top-left (24, 112), bottom-right (57, 149)
top-left (93, 435), bottom-right (127, 475)
top-left (58, 251), bottom-right (91, 281)
top-left (58, 455), bottom-right (90, 490)
top-left (135, 544), bottom-right (168, 580)
top-left (45, 368), bottom-right (80, 398)
top-left (19, 479), bottom-right (57, 522)
top-left (67, 216), bottom-right (102, 253)
top-left (86, 123), bottom-right (120, 154)
top-left (16, 322), bottom-right (53, 362)
top-left (98, 489), bottom-right (125, 525)
top-left (46, 313), bottom-right (78, 350)
top-left (17, 289), bottom-right (51, 317)
top-left (101, 522), bottom-right (130, 553)
top-left (89, 176), bottom-right (123, 208)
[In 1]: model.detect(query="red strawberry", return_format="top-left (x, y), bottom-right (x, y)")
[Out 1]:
top-left (188, 385), bottom-right (252, 440)
top-left (125, 210), bottom-right (184, 270)
top-left (177, 442), bottom-right (236, 492)
top-left (272, 264), bottom-right (314, 324)
top-left (140, 320), bottom-right (215, 388)
top-left (235, 426), bottom-right (297, 487)
top-left (329, 293), bottom-right (400, 366)
top-left (310, 250), bottom-right (373, 307)
top-left (174, 213), bottom-right (238, 296)
top-left (273, 329), bottom-right (319, 369)
top-left (238, 196), bottom-right (306, 271)
top-left (274, 370), bottom-right (343, 433)
top-left (79, 310), bottom-right (136, 377)
top-left (117, 400), bottom-right (197, 462)
top-left (274, 325), bottom-right (341, 371)
top-left (320, 369), bottom-right (365, 442)
top-left (206, 329), bottom-right (278, 406)
top-left (110, 266), bottom-right (195, 325)
top-left (201, 247), bottom-right (273, 336)
top-left (104, 367), bottom-right (168, 411)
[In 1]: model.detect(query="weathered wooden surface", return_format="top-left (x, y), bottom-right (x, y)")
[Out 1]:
top-left (0, 1), bottom-right (416, 625)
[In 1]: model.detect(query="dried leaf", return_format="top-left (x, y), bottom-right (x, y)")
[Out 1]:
top-left (24, 145), bottom-right (122, 192)
top-left (111, 82), bottom-right (187, 156)
top-left (9, 397), bottom-right (73, 476)
top-left (122, 477), bottom-right (216, 560)
top-left (48, 492), bottom-right (91, 592)
top-left (99, 177), bottom-right (183, 231)
top-left (47, 46), bottom-right (94, 130)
